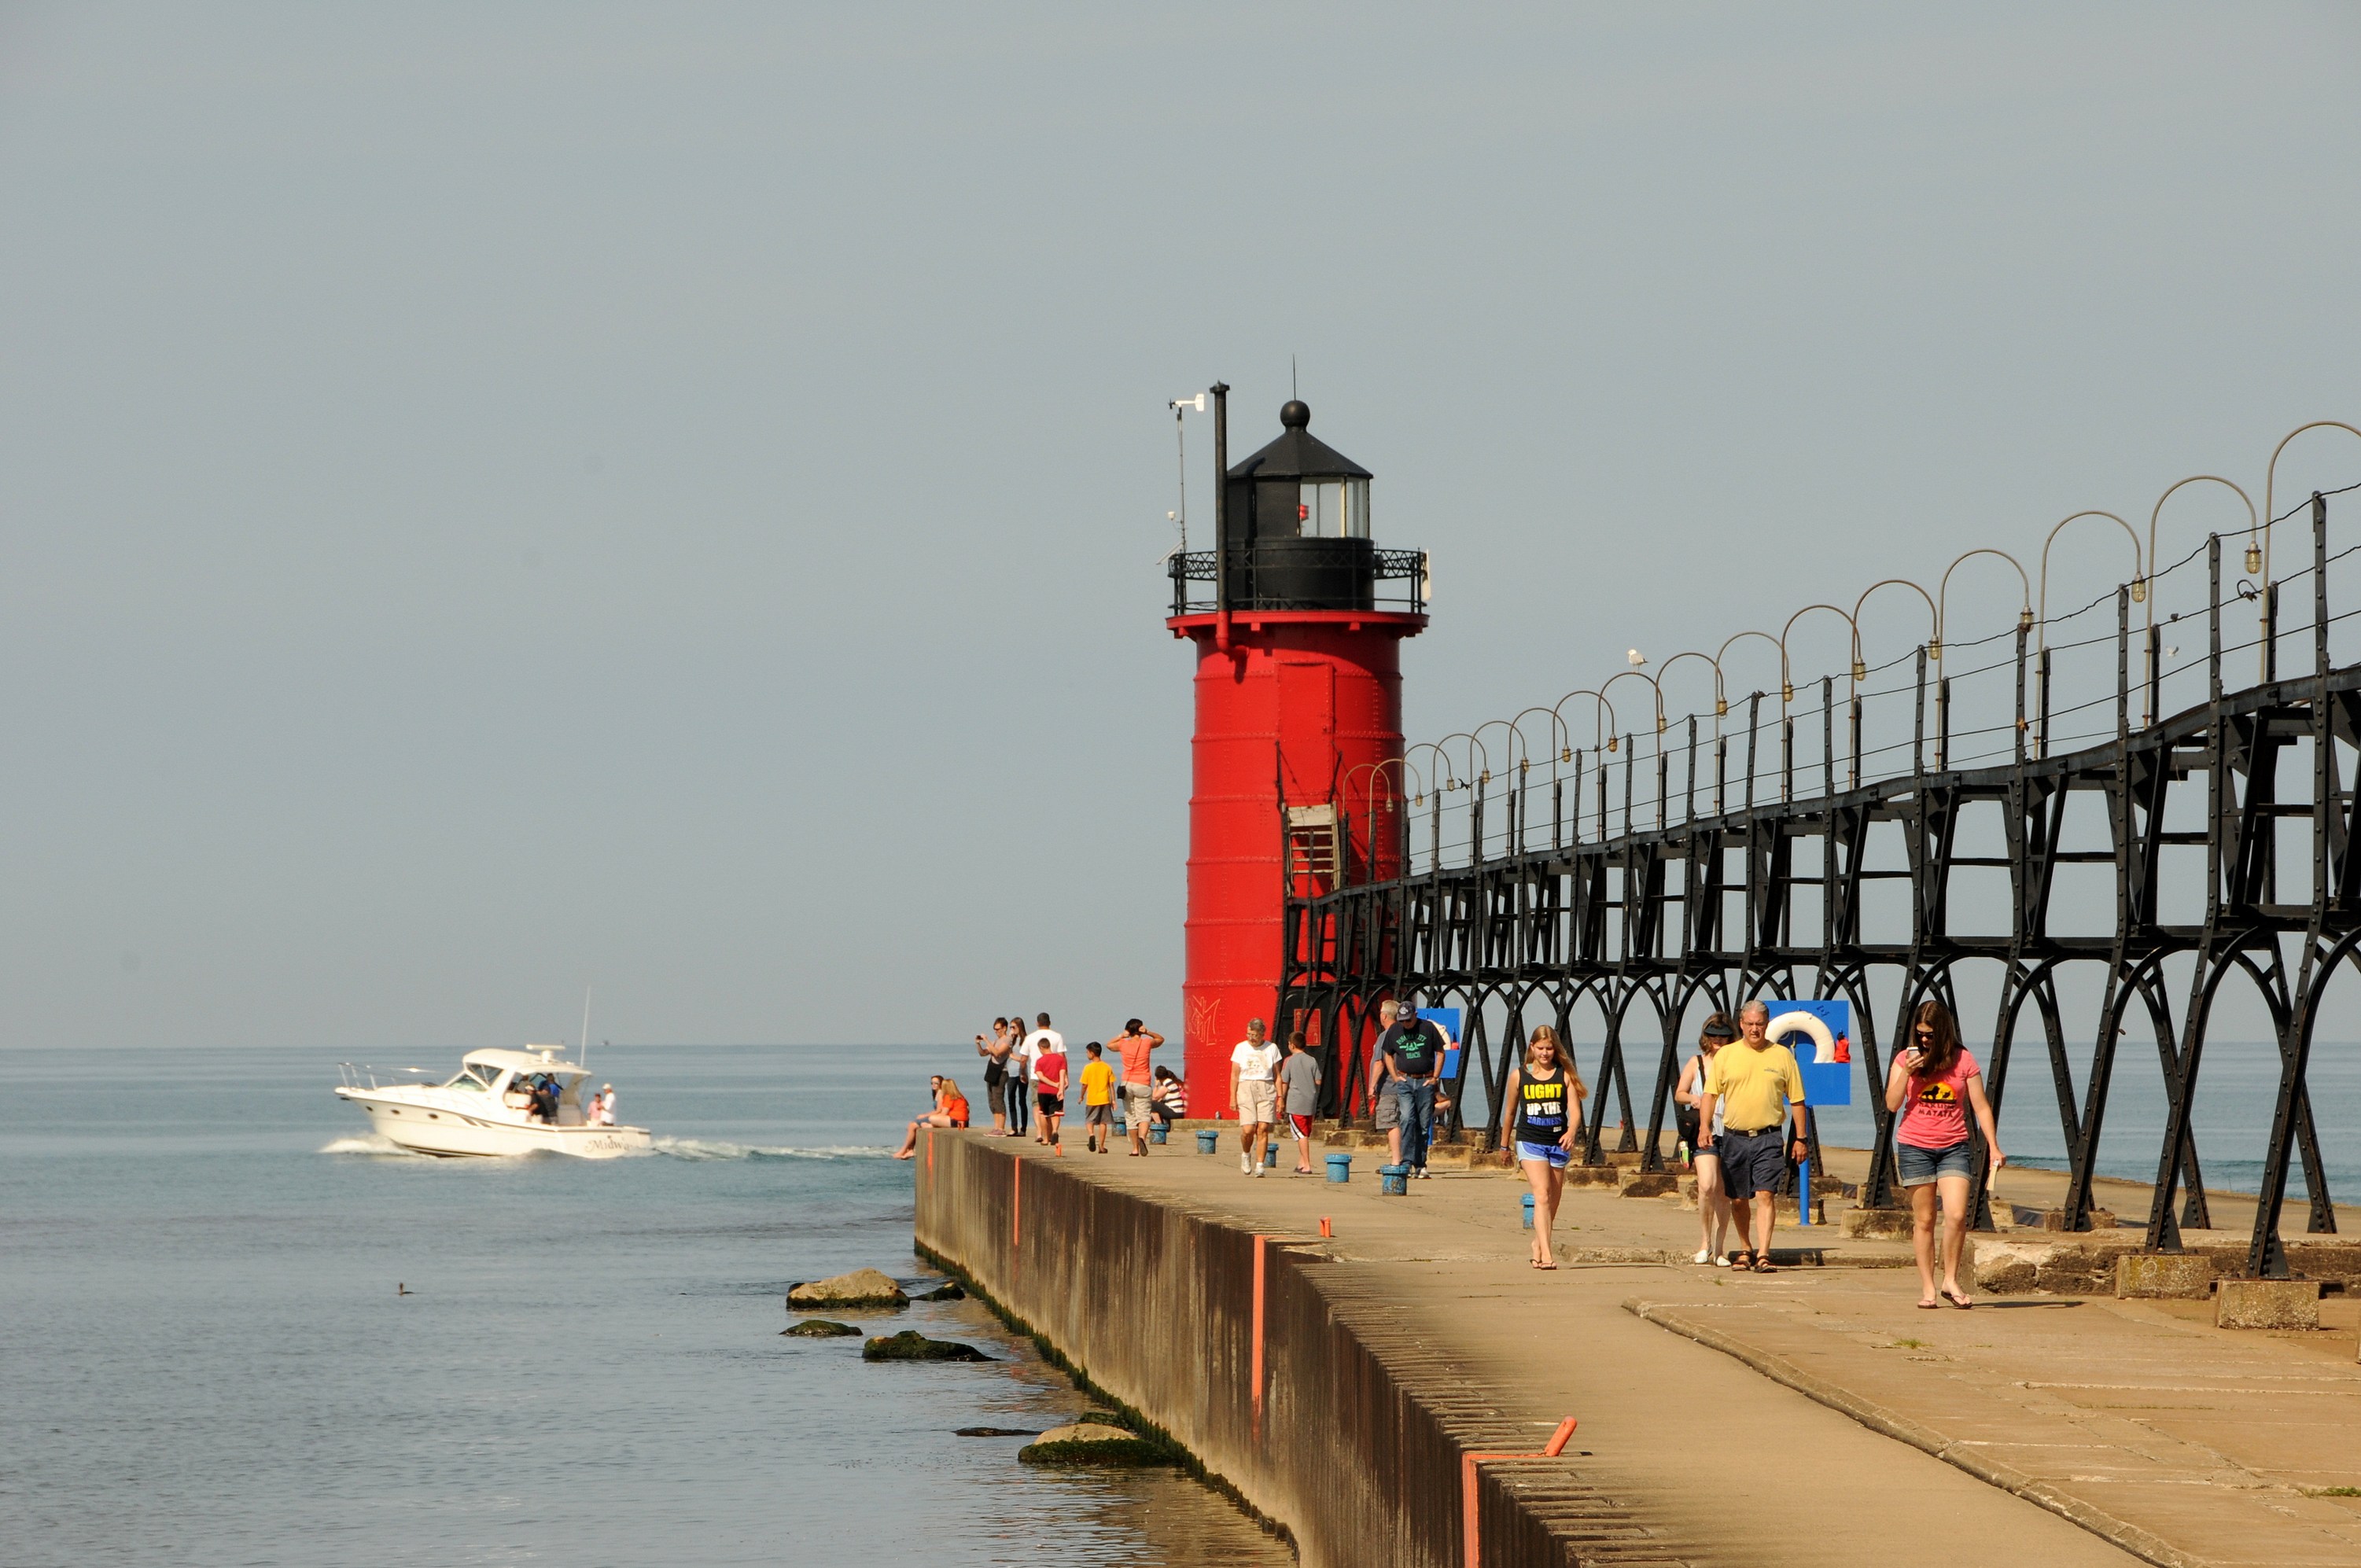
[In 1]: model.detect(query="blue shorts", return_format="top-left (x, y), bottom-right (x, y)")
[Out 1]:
top-left (1515, 1140), bottom-right (1569, 1168)
top-left (1718, 1128), bottom-right (1788, 1199)
top-left (1898, 1140), bottom-right (1975, 1186)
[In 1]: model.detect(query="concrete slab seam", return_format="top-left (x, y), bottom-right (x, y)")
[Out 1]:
top-left (1622, 1299), bottom-right (2214, 1568)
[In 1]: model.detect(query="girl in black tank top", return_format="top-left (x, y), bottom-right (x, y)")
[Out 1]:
top-left (1501, 1025), bottom-right (1588, 1270)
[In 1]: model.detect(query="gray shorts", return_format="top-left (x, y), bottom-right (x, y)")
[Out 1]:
top-left (1372, 1087), bottom-right (1401, 1129)
top-left (1085, 1102), bottom-right (1114, 1126)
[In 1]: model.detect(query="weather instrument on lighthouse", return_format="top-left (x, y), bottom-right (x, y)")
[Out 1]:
top-left (1165, 388), bottom-right (1429, 1108)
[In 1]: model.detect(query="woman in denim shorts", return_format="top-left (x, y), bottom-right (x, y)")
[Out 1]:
top-left (1884, 1000), bottom-right (2003, 1309)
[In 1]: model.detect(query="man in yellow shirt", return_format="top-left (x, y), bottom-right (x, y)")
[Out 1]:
top-left (1077, 1042), bottom-right (1119, 1155)
top-left (1696, 1000), bottom-right (1808, 1272)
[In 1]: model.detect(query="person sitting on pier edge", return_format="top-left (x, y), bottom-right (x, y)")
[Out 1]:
top-left (1229, 1018), bottom-right (1281, 1177)
top-left (1501, 1025), bottom-right (1586, 1268)
top-left (1078, 1042), bottom-right (1117, 1154)
top-left (1150, 1066), bottom-right (1185, 1124)
top-left (1111, 1018), bottom-right (1164, 1156)
top-left (1695, 1001), bottom-right (1807, 1272)
top-left (1277, 1030), bottom-right (1323, 1174)
top-left (892, 1075), bottom-right (969, 1159)
top-left (1887, 999), bottom-right (2003, 1309)
top-left (1675, 1014), bottom-right (1738, 1268)
top-left (1375, 999), bottom-right (1452, 1178)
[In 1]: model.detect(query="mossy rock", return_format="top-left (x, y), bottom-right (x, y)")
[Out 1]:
top-left (1018, 1422), bottom-right (1168, 1467)
top-left (781, 1320), bottom-right (860, 1338)
top-left (862, 1330), bottom-right (993, 1363)
top-left (917, 1281), bottom-right (966, 1301)
top-left (788, 1268), bottom-right (909, 1310)
top-left (954, 1426), bottom-right (1041, 1437)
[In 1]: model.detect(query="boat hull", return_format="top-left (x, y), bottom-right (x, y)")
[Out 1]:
top-left (335, 1088), bottom-right (651, 1158)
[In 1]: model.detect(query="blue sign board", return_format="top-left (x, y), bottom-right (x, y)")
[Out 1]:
top-left (1418, 1007), bottom-right (1463, 1080)
top-left (1762, 999), bottom-right (1852, 1106)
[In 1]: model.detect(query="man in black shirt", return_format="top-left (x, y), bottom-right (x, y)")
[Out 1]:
top-left (1373, 999), bottom-right (1452, 1177)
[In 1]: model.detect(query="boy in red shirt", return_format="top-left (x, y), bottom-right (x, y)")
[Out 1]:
top-left (1031, 1040), bottom-right (1069, 1154)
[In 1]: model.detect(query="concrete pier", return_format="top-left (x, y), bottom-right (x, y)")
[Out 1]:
top-left (912, 1125), bottom-right (2361, 1566)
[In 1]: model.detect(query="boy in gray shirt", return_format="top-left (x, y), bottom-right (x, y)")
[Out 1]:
top-left (1277, 1030), bottom-right (1324, 1174)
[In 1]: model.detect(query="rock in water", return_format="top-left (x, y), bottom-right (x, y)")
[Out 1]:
top-left (787, 1268), bottom-right (909, 1309)
top-left (781, 1320), bottom-right (860, 1338)
top-left (1017, 1422), bottom-right (1166, 1467)
top-left (862, 1331), bottom-right (992, 1363)
top-left (954, 1426), bottom-right (1041, 1437)
top-left (917, 1281), bottom-right (966, 1301)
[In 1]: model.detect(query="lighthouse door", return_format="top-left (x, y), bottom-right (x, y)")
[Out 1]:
top-left (1275, 660), bottom-right (1336, 805)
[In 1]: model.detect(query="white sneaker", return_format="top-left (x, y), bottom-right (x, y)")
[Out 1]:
top-left (1712, 1254), bottom-right (1733, 1268)
top-left (1692, 1250), bottom-right (1713, 1265)
top-left (1252, 1167), bottom-right (1265, 1178)
top-left (1240, 1154), bottom-right (1253, 1174)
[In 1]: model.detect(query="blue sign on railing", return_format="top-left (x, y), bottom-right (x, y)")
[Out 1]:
top-left (1761, 999), bottom-right (1851, 1106)
top-left (1419, 1007), bottom-right (1463, 1080)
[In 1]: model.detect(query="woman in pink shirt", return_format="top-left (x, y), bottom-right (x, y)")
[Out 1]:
top-left (1884, 1000), bottom-right (2003, 1309)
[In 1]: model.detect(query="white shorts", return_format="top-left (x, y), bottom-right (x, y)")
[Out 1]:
top-left (1236, 1080), bottom-right (1277, 1124)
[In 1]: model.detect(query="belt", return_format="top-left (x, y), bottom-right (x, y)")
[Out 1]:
top-left (1727, 1124), bottom-right (1784, 1136)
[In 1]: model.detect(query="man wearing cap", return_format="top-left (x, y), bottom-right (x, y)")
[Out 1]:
top-left (1373, 999), bottom-right (1452, 1179)
top-left (1695, 1000), bottom-right (1807, 1272)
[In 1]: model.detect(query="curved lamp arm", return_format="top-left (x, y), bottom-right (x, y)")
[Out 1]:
top-left (1599, 669), bottom-right (1667, 744)
top-left (2147, 476), bottom-right (2255, 633)
top-left (2263, 421), bottom-right (2361, 587)
top-left (1654, 651), bottom-right (1726, 730)
top-left (1549, 689), bottom-right (1619, 758)
top-left (1779, 603), bottom-right (1862, 701)
top-left (1936, 548), bottom-right (2032, 661)
top-left (1852, 579), bottom-right (1938, 671)
top-left (2036, 511), bottom-right (2142, 653)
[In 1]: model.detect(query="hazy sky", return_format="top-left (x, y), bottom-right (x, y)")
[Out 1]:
top-left (4, 4), bottom-right (2359, 1050)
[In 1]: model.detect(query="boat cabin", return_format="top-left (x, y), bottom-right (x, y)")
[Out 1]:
top-left (447, 1047), bottom-right (595, 1126)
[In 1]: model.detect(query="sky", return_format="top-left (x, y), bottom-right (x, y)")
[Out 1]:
top-left (2, 3), bottom-right (2358, 1051)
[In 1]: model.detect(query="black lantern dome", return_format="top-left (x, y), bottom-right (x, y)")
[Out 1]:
top-left (1222, 401), bottom-right (1377, 609)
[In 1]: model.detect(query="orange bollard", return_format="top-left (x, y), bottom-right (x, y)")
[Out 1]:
top-left (1319, 1216), bottom-right (1332, 1239)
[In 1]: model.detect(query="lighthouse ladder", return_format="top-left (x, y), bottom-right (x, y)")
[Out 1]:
top-left (1285, 804), bottom-right (1341, 893)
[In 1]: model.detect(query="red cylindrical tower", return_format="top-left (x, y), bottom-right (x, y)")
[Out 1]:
top-left (1166, 394), bottom-right (1426, 1110)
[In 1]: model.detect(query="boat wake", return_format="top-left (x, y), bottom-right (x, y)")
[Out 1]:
top-left (652, 1137), bottom-right (893, 1162)
top-left (318, 1134), bottom-right (428, 1158)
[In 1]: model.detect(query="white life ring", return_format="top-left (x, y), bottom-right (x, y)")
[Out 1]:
top-left (1767, 1010), bottom-right (1838, 1063)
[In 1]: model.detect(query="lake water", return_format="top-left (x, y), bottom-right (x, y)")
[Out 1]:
top-left (0, 1043), bottom-right (1291, 1567)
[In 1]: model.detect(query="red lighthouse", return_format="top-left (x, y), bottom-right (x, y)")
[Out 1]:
top-left (1167, 390), bottom-right (1427, 1110)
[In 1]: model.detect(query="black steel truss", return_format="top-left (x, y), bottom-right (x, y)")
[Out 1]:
top-left (1280, 504), bottom-right (2361, 1278)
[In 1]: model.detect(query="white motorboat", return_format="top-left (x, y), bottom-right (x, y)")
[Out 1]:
top-left (334, 1046), bottom-right (651, 1158)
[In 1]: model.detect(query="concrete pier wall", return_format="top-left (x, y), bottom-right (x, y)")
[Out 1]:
top-left (913, 1131), bottom-right (1592, 1568)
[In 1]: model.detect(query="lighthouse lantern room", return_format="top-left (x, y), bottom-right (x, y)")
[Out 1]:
top-left (1166, 389), bottom-right (1428, 1109)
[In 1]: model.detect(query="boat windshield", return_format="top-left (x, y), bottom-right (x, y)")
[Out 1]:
top-left (446, 1062), bottom-right (503, 1091)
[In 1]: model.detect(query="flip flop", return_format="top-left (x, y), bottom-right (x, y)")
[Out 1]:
top-left (1942, 1287), bottom-right (1973, 1309)
top-left (1917, 1298), bottom-right (1940, 1309)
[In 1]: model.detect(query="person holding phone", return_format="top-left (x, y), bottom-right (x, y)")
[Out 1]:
top-left (1886, 999), bottom-right (2003, 1309)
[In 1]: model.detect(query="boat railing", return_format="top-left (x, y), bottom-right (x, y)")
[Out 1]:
top-left (337, 1062), bottom-right (441, 1091)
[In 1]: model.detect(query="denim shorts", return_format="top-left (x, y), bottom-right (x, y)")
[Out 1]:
top-left (1515, 1139), bottom-right (1569, 1169)
top-left (1898, 1140), bottom-right (1975, 1186)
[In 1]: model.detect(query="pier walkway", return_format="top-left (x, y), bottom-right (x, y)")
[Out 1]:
top-left (915, 1128), bottom-right (2361, 1568)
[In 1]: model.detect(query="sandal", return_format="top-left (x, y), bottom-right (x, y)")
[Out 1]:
top-left (1751, 1257), bottom-right (1779, 1274)
top-left (1942, 1287), bottom-right (1973, 1309)
top-left (1732, 1250), bottom-right (1755, 1270)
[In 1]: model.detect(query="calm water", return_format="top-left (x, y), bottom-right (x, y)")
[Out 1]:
top-left (1755, 1039), bottom-right (2361, 1198)
top-left (0, 1043), bottom-right (1290, 1567)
